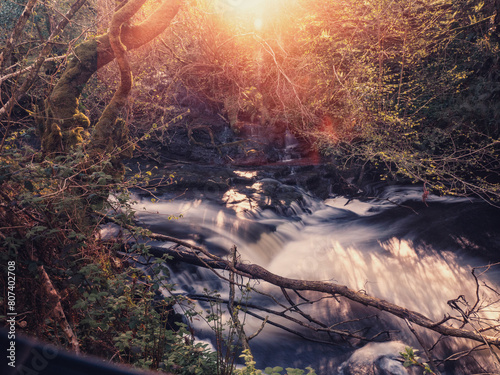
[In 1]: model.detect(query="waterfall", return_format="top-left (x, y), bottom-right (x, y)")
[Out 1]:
top-left (280, 128), bottom-right (300, 162)
top-left (134, 184), bottom-right (500, 374)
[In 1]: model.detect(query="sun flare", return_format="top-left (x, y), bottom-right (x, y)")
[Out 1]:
top-left (216, 0), bottom-right (285, 31)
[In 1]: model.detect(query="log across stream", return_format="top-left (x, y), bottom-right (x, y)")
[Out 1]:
top-left (129, 173), bottom-right (500, 375)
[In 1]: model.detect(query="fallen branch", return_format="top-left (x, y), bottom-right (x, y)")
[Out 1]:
top-left (97, 212), bottom-right (500, 349)
top-left (38, 265), bottom-right (80, 353)
top-left (140, 240), bottom-right (500, 347)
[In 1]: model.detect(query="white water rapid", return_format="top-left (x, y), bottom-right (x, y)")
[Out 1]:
top-left (134, 184), bottom-right (500, 374)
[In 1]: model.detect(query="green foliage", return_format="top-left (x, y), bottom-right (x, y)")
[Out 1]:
top-left (295, 0), bottom-right (500, 201)
top-left (0, 128), bottom-right (216, 374)
top-left (400, 347), bottom-right (436, 374)
top-left (237, 350), bottom-right (316, 375)
top-left (5, 0), bottom-right (499, 373)
top-left (74, 260), bottom-right (218, 374)
top-left (157, 0), bottom-right (500, 201)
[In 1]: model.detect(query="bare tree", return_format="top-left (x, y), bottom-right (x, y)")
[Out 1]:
top-left (0, 0), bottom-right (88, 120)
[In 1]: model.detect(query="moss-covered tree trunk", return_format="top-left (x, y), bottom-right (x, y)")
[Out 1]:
top-left (40, 0), bottom-right (181, 155)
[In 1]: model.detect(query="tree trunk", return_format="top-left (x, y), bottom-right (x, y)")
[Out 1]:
top-left (40, 0), bottom-right (181, 154)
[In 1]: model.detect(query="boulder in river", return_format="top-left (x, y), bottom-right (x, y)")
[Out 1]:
top-left (338, 342), bottom-right (418, 375)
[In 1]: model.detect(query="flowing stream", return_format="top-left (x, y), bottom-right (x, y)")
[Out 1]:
top-left (133, 178), bottom-right (500, 374)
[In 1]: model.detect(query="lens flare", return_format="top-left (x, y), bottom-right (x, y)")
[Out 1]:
top-left (217, 0), bottom-right (286, 31)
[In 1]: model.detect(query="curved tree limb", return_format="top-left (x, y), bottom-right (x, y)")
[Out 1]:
top-left (90, 0), bottom-right (147, 159)
top-left (41, 0), bottom-right (182, 153)
top-left (139, 238), bottom-right (500, 348)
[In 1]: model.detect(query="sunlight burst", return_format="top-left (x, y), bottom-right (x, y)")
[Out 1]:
top-left (217, 0), bottom-right (284, 31)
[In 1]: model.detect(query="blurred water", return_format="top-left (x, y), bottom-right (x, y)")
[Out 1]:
top-left (135, 185), bottom-right (500, 374)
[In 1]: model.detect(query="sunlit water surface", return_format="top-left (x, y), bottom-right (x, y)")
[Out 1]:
top-left (133, 185), bottom-right (500, 374)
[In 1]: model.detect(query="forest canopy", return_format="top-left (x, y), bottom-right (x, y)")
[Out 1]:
top-left (3, 0), bottom-right (498, 198)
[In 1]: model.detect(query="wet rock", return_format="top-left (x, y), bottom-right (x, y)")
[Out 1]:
top-left (249, 178), bottom-right (305, 211)
top-left (338, 342), bottom-right (418, 375)
top-left (231, 154), bottom-right (269, 166)
top-left (253, 178), bottom-right (281, 195)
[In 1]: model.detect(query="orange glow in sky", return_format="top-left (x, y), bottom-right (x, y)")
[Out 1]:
top-left (216, 0), bottom-right (285, 31)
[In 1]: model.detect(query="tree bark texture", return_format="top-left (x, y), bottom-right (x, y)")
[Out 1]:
top-left (41, 0), bottom-right (181, 153)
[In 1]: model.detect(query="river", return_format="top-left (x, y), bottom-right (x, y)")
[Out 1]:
top-left (132, 168), bottom-right (500, 375)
